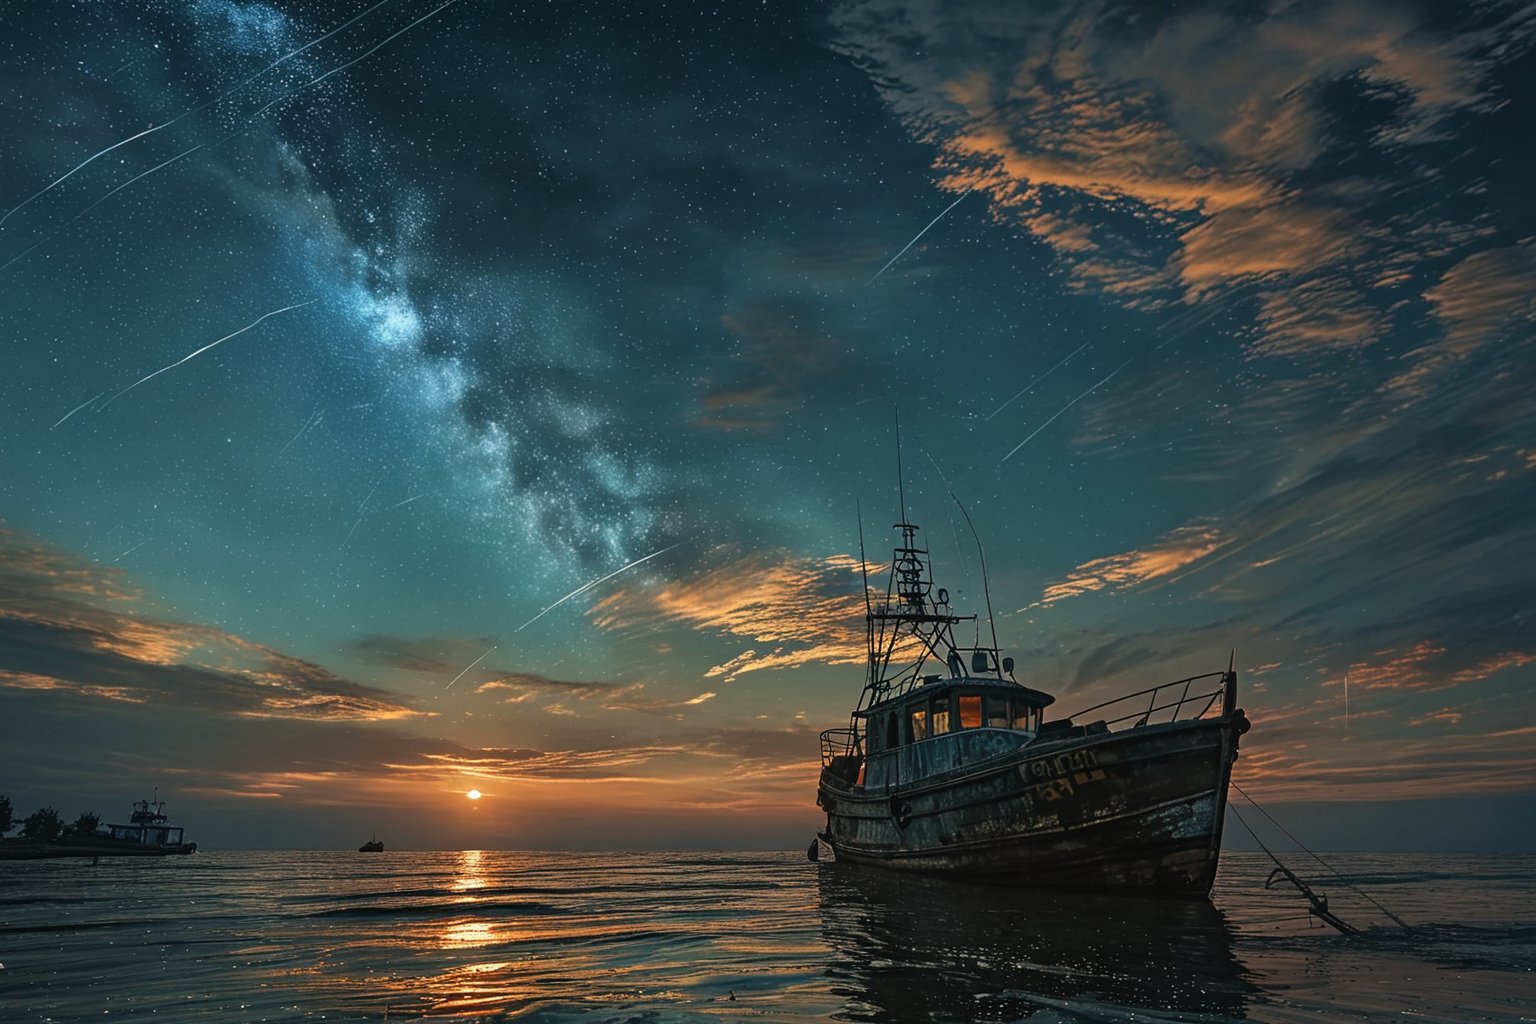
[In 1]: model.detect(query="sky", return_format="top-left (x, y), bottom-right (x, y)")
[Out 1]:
top-left (1, 0), bottom-right (1533, 852)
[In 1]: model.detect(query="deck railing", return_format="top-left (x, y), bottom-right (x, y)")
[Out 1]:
top-left (1064, 671), bottom-right (1230, 731)
top-left (819, 727), bottom-right (859, 767)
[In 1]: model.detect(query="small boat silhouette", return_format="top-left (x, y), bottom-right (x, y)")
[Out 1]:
top-left (358, 834), bottom-right (383, 853)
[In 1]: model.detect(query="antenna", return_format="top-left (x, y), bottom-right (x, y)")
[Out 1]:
top-left (951, 493), bottom-right (999, 664)
top-left (856, 500), bottom-right (874, 675)
top-left (895, 407), bottom-right (908, 524)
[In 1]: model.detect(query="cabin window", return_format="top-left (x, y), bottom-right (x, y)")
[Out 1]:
top-left (910, 707), bottom-right (928, 741)
top-left (883, 712), bottom-right (900, 751)
top-left (1011, 701), bottom-right (1033, 730)
top-left (931, 697), bottom-right (952, 735)
top-left (985, 696), bottom-right (1010, 728)
top-left (958, 694), bottom-right (983, 729)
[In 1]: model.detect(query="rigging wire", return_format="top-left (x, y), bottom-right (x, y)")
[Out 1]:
top-left (1231, 782), bottom-right (1410, 930)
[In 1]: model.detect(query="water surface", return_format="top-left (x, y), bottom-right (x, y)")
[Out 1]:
top-left (2, 851), bottom-right (1531, 1022)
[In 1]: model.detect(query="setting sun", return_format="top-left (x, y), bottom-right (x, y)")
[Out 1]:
top-left (465, 789), bottom-right (482, 800)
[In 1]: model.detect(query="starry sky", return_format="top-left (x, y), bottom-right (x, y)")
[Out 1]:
top-left (2, 0), bottom-right (1533, 851)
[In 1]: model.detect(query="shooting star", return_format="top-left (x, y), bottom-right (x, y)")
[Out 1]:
top-left (0, 143), bottom-right (208, 275)
top-left (514, 542), bottom-right (682, 633)
top-left (112, 539), bottom-right (149, 563)
top-left (339, 478), bottom-right (380, 550)
top-left (1153, 299), bottom-right (1229, 352)
top-left (0, 122), bottom-right (171, 231)
top-left (50, 391), bottom-right (105, 430)
top-left (0, 0), bottom-right (400, 231)
top-left (985, 341), bottom-right (1089, 421)
top-left (999, 361), bottom-right (1131, 464)
top-left (445, 644), bottom-right (496, 689)
top-left (103, 59), bottom-right (138, 81)
top-left (99, 299), bottom-right (317, 410)
top-left (278, 408), bottom-right (324, 455)
top-left (388, 491), bottom-right (434, 509)
top-left (256, 0), bottom-right (462, 118)
top-left (864, 188), bottom-right (971, 287)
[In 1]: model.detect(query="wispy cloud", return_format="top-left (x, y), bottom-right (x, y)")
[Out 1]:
top-left (693, 308), bottom-right (838, 431)
top-left (0, 528), bottom-right (428, 723)
top-left (1037, 523), bottom-right (1227, 607)
top-left (590, 551), bottom-right (869, 680)
top-left (832, 0), bottom-right (1534, 366)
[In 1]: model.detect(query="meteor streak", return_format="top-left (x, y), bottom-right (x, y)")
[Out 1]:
top-left (50, 391), bottom-right (104, 430)
top-left (112, 539), bottom-right (149, 563)
top-left (514, 542), bottom-right (681, 633)
top-left (445, 644), bottom-right (496, 689)
top-left (99, 300), bottom-right (317, 409)
top-left (0, 0), bottom-right (399, 230)
top-left (256, 0), bottom-right (463, 118)
top-left (0, 144), bottom-right (209, 275)
top-left (999, 361), bottom-right (1131, 464)
top-left (388, 491), bottom-right (433, 509)
top-left (865, 188), bottom-right (971, 287)
top-left (279, 408), bottom-right (324, 455)
top-left (340, 478), bottom-right (380, 550)
top-left (985, 341), bottom-right (1090, 421)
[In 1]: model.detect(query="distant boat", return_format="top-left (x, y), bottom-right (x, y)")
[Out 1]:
top-left (358, 835), bottom-right (384, 852)
top-left (815, 509), bottom-right (1251, 895)
top-left (0, 795), bottom-right (198, 859)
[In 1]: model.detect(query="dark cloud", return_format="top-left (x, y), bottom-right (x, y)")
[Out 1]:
top-left (0, 529), bottom-right (425, 722)
top-left (345, 634), bottom-right (484, 673)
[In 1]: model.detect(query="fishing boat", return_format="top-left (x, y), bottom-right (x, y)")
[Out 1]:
top-left (0, 795), bottom-right (199, 859)
top-left (89, 795), bottom-right (200, 856)
top-left (358, 835), bottom-right (384, 852)
top-left (815, 509), bottom-right (1251, 895)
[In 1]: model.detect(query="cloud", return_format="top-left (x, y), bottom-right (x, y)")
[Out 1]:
top-left (345, 634), bottom-right (490, 673)
top-left (590, 551), bottom-right (869, 680)
top-left (0, 528), bottom-right (427, 723)
top-left (1037, 523), bottom-right (1227, 607)
top-left (694, 307), bottom-right (840, 431)
top-left (1344, 641), bottom-right (1446, 691)
top-left (1390, 238), bottom-right (1536, 397)
top-left (831, 0), bottom-right (1535, 362)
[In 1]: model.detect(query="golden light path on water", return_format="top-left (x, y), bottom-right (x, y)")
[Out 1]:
top-left (9, 850), bottom-right (1531, 1022)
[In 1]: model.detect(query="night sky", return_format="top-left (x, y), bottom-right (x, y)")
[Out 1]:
top-left (3, 0), bottom-right (1533, 851)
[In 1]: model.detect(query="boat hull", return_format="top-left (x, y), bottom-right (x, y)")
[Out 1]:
top-left (0, 839), bottom-right (197, 860)
top-left (818, 716), bottom-right (1240, 895)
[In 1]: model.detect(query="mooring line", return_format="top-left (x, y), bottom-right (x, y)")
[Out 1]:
top-left (1233, 781), bottom-right (1410, 929)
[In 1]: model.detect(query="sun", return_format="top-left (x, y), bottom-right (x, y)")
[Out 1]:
top-left (466, 789), bottom-right (482, 801)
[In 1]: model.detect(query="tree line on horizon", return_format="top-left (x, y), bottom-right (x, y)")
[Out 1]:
top-left (0, 795), bottom-right (102, 843)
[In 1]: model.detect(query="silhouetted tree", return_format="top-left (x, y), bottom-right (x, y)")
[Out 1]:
top-left (66, 811), bottom-right (101, 836)
top-left (0, 794), bottom-right (12, 835)
top-left (21, 806), bottom-right (64, 843)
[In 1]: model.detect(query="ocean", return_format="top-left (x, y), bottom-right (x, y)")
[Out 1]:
top-left (1, 851), bottom-right (1531, 1023)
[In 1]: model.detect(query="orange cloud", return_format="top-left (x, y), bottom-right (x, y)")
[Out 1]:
top-left (0, 527), bottom-right (428, 723)
top-left (1038, 523), bottom-right (1227, 606)
top-left (1450, 651), bottom-right (1536, 686)
top-left (1345, 641), bottom-right (1446, 690)
top-left (834, 0), bottom-right (1529, 362)
top-left (591, 551), bottom-right (869, 680)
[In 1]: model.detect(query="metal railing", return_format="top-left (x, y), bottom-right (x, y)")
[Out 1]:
top-left (819, 728), bottom-right (859, 767)
top-left (1064, 671), bottom-right (1230, 731)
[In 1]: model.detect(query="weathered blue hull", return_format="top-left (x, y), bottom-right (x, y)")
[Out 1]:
top-left (817, 716), bottom-right (1240, 895)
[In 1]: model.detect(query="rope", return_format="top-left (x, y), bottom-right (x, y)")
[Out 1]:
top-left (1232, 781), bottom-right (1410, 929)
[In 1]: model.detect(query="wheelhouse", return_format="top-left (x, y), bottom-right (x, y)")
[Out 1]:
top-left (863, 677), bottom-right (1055, 754)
